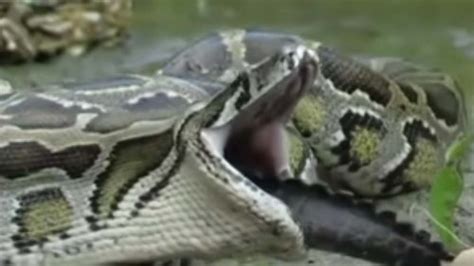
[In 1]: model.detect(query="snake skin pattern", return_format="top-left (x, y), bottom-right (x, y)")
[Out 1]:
top-left (0, 29), bottom-right (466, 266)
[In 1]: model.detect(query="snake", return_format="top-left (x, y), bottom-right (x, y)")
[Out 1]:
top-left (0, 29), bottom-right (466, 266)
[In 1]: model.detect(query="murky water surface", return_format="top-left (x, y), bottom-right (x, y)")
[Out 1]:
top-left (0, 1), bottom-right (472, 265)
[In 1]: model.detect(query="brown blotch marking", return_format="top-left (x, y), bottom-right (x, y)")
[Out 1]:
top-left (318, 46), bottom-right (392, 106)
top-left (0, 142), bottom-right (101, 179)
top-left (233, 75), bottom-right (251, 110)
top-left (419, 82), bottom-right (460, 126)
top-left (330, 110), bottom-right (386, 171)
top-left (85, 92), bottom-right (189, 133)
top-left (382, 119), bottom-right (438, 193)
top-left (398, 82), bottom-right (418, 104)
top-left (401, 120), bottom-right (439, 187)
top-left (12, 188), bottom-right (73, 246)
top-left (90, 130), bottom-right (174, 218)
top-left (403, 119), bottom-right (437, 144)
top-left (132, 112), bottom-right (199, 216)
top-left (3, 96), bottom-right (101, 129)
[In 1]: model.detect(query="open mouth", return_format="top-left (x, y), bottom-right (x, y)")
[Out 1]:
top-left (202, 51), bottom-right (318, 182)
top-left (193, 42), bottom-right (451, 266)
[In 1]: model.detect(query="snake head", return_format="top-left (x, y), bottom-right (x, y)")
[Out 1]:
top-left (189, 44), bottom-right (320, 181)
top-left (167, 45), bottom-right (320, 259)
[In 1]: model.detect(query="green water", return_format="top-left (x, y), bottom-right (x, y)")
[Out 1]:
top-left (0, 1), bottom-right (472, 265)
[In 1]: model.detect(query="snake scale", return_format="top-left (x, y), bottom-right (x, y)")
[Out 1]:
top-left (0, 29), bottom-right (467, 266)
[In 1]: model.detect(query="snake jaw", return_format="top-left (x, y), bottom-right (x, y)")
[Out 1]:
top-left (202, 51), bottom-right (317, 182)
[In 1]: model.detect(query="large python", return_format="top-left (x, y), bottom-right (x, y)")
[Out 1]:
top-left (0, 30), bottom-right (466, 266)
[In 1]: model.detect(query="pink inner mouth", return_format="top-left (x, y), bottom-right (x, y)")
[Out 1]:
top-left (223, 61), bottom-right (316, 180)
top-left (224, 122), bottom-right (287, 178)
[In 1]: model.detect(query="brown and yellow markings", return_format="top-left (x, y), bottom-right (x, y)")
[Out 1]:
top-left (397, 82), bottom-right (419, 104)
top-left (2, 96), bottom-right (102, 129)
top-left (84, 91), bottom-right (190, 133)
top-left (12, 188), bottom-right (73, 249)
top-left (90, 129), bottom-right (174, 219)
top-left (0, 141), bottom-right (101, 180)
top-left (404, 138), bottom-right (440, 187)
top-left (331, 110), bottom-right (386, 171)
top-left (382, 118), bottom-right (439, 193)
top-left (287, 129), bottom-right (308, 176)
top-left (349, 126), bottom-right (382, 166)
top-left (400, 119), bottom-right (440, 186)
top-left (418, 79), bottom-right (462, 127)
top-left (317, 46), bottom-right (392, 106)
top-left (292, 95), bottom-right (327, 138)
top-left (374, 57), bottom-right (465, 129)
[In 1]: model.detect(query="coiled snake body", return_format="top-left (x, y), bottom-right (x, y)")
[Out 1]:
top-left (0, 30), bottom-right (466, 266)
